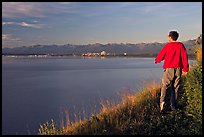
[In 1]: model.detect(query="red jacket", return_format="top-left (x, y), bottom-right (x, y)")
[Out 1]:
top-left (155, 42), bottom-right (189, 72)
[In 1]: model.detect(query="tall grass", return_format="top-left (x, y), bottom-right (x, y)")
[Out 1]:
top-left (195, 47), bottom-right (202, 63)
top-left (180, 48), bottom-right (202, 134)
top-left (38, 81), bottom-right (161, 135)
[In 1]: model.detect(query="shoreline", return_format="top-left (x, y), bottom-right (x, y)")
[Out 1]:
top-left (2, 54), bottom-right (196, 60)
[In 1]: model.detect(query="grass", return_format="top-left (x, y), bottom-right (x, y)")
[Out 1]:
top-left (38, 48), bottom-right (202, 135)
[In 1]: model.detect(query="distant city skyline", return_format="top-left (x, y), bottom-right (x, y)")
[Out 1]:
top-left (2, 2), bottom-right (202, 48)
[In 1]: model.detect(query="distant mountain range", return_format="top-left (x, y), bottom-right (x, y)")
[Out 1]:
top-left (2, 39), bottom-right (196, 56)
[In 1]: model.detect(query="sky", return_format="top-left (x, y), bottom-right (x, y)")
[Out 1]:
top-left (2, 2), bottom-right (202, 48)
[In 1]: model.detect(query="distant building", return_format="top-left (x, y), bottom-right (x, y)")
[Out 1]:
top-left (100, 51), bottom-right (106, 56)
top-left (81, 51), bottom-right (108, 57)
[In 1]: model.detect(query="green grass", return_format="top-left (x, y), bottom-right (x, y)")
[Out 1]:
top-left (38, 60), bottom-right (202, 135)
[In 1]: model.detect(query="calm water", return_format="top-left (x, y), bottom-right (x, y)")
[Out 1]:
top-left (3, 56), bottom-right (192, 135)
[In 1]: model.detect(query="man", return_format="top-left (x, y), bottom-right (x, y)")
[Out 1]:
top-left (155, 31), bottom-right (189, 113)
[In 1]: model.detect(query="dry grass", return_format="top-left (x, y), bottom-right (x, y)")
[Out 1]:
top-left (39, 80), bottom-right (162, 135)
top-left (195, 47), bottom-right (202, 62)
top-left (39, 80), bottom-right (161, 135)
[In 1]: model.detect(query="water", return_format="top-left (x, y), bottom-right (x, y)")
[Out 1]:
top-left (2, 56), bottom-right (192, 135)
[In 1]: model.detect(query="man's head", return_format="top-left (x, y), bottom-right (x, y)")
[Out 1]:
top-left (168, 31), bottom-right (179, 42)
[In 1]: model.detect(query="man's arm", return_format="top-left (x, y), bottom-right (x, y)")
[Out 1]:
top-left (155, 44), bottom-right (167, 64)
top-left (181, 45), bottom-right (189, 73)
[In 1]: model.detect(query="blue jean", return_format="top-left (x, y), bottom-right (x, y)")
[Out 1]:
top-left (160, 68), bottom-right (182, 108)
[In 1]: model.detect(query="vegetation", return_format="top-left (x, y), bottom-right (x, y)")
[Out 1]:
top-left (179, 35), bottom-right (202, 134)
top-left (38, 36), bottom-right (202, 135)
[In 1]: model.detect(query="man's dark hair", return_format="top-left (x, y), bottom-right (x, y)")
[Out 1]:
top-left (169, 31), bottom-right (179, 41)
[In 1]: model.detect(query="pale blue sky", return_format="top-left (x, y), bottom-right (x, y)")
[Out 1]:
top-left (2, 2), bottom-right (202, 48)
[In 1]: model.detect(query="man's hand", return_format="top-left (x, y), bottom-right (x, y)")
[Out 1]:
top-left (182, 71), bottom-right (188, 76)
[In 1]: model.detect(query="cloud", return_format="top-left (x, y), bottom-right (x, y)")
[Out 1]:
top-left (20, 22), bottom-right (43, 28)
top-left (33, 20), bottom-right (39, 23)
top-left (3, 21), bottom-right (48, 29)
top-left (2, 34), bottom-right (27, 48)
top-left (58, 2), bottom-right (73, 5)
top-left (2, 34), bottom-right (10, 40)
top-left (2, 2), bottom-right (75, 18)
top-left (117, 2), bottom-right (139, 7)
top-left (2, 2), bottom-right (45, 18)
top-left (2, 34), bottom-right (21, 41)
top-left (143, 3), bottom-right (168, 13)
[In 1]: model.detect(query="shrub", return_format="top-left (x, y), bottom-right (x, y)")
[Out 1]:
top-left (181, 62), bottom-right (202, 135)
